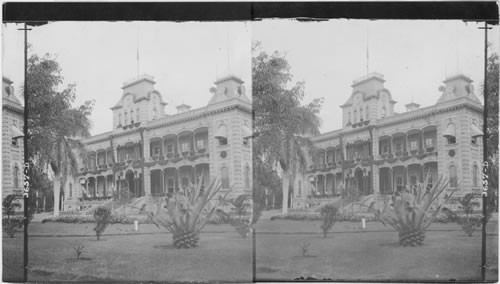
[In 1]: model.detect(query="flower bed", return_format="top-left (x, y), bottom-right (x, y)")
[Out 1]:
top-left (41, 213), bottom-right (231, 225)
top-left (269, 211), bottom-right (485, 224)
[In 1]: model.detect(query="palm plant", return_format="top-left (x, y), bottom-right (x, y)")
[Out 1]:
top-left (216, 193), bottom-right (264, 238)
top-left (370, 175), bottom-right (456, 247)
top-left (148, 178), bottom-right (227, 248)
top-left (442, 193), bottom-right (483, 236)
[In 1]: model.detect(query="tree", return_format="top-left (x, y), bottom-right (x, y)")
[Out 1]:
top-left (27, 53), bottom-right (94, 217)
top-left (484, 50), bottom-right (499, 212)
top-left (252, 42), bottom-right (323, 214)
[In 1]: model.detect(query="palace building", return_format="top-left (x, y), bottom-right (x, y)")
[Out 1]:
top-left (2, 76), bottom-right (25, 199)
top-left (292, 72), bottom-right (484, 209)
top-left (64, 74), bottom-right (252, 212)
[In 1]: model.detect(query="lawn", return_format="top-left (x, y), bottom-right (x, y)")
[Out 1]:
top-left (3, 217), bottom-right (497, 282)
top-left (8, 222), bottom-right (253, 282)
top-left (254, 219), bottom-right (498, 282)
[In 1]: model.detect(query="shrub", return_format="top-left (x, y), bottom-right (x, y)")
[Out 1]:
top-left (2, 217), bottom-right (23, 238)
top-left (2, 194), bottom-right (22, 219)
top-left (442, 193), bottom-right (484, 236)
top-left (73, 245), bottom-right (85, 259)
top-left (320, 204), bottom-right (338, 238)
top-left (216, 193), bottom-right (263, 238)
top-left (93, 206), bottom-right (112, 240)
top-left (300, 241), bottom-right (311, 256)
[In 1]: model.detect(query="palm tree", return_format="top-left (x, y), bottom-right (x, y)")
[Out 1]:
top-left (277, 106), bottom-right (320, 214)
top-left (51, 108), bottom-right (91, 217)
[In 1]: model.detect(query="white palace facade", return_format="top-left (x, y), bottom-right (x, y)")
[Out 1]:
top-left (292, 72), bottom-right (484, 209)
top-left (64, 74), bottom-right (252, 212)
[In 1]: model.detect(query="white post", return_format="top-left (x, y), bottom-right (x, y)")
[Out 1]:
top-left (361, 217), bottom-right (366, 230)
top-left (134, 220), bottom-right (139, 231)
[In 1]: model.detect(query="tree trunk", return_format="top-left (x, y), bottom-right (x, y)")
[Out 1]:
top-left (282, 172), bottom-right (290, 214)
top-left (264, 188), bottom-right (268, 208)
top-left (53, 176), bottom-right (61, 217)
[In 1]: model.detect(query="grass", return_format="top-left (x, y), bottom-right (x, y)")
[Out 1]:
top-left (21, 222), bottom-right (252, 282)
top-left (254, 219), bottom-right (498, 282)
top-left (3, 216), bottom-right (498, 282)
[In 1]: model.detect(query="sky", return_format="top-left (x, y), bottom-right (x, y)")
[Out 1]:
top-left (253, 19), bottom-right (499, 133)
top-left (2, 20), bottom-right (498, 135)
top-left (2, 21), bottom-right (252, 135)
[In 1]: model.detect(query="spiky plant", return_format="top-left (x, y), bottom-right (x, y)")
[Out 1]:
top-left (442, 193), bottom-right (483, 237)
top-left (148, 178), bottom-right (227, 248)
top-left (371, 175), bottom-right (456, 247)
top-left (216, 193), bottom-right (262, 238)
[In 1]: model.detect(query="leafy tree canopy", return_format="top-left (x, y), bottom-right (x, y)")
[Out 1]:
top-left (27, 53), bottom-right (94, 174)
top-left (252, 41), bottom-right (323, 212)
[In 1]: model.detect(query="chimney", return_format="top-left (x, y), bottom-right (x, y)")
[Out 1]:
top-left (405, 102), bottom-right (420, 112)
top-left (176, 104), bottom-right (191, 114)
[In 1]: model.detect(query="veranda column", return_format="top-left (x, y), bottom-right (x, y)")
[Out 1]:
top-left (192, 133), bottom-right (196, 152)
top-left (420, 130), bottom-right (424, 151)
top-left (144, 169), bottom-right (151, 196)
top-left (389, 168), bottom-right (393, 192)
top-left (323, 174), bottom-right (327, 196)
top-left (315, 176), bottom-right (318, 195)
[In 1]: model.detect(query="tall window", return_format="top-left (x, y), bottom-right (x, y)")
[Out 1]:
top-left (182, 177), bottom-right (189, 188)
top-left (167, 179), bottom-right (174, 193)
top-left (449, 165), bottom-right (458, 187)
top-left (153, 108), bottom-right (157, 120)
top-left (69, 183), bottom-right (73, 198)
top-left (131, 110), bottom-right (134, 123)
top-left (396, 176), bottom-right (404, 192)
top-left (473, 164), bottom-right (479, 187)
top-left (410, 140), bottom-right (417, 151)
top-left (196, 139), bottom-right (205, 149)
top-left (354, 109), bottom-right (358, 123)
top-left (13, 165), bottom-right (19, 188)
top-left (137, 108), bottom-right (140, 122)
top-left (366, 106), bottom-right (369, 120)
top-left (118, 113), bottom-right (122, 126)
top-left (381, 106), bottom-right (386, 118)
top-left (221, 167), bottom-right (229, 189)
top-left (125, 112), bottom-right (129, 125)
top-left (181, 141), bottom-right (189, 152)
top-left (360, 107), bottom-right (364, 121)
top-left (425, 137), bottom-right (433, 147)
top-left (245, 164), bottom-right (250, 189)
top-left (167, 144), bottom-right (174, 154)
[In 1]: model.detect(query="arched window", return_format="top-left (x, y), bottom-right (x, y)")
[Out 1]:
top-left (13, 165), bottom-right (19, 188)
top-left (153, 108), bottom-right (157, 120)
top-left (353, 109), bottom-right (358, 123)
top-left (118, 113), bottom-right (122, 127)
top-left (449, 165), bottom-right (458, 187)
top-left (136, 108), bottom-right (140, 122)
top-left (125, 112), bottom-right (129, 125)
top-left (360, 107), bottom-right (364, 121)
top-left (245, 164), bottom-right (250, 189)
top-left (366, 106), bottom-right (369, 120)
top-left (381, 106), bottom-right (386, 118)
top-left (472, 164), bottom-right (479, 187)
top-left (221, 167), bottom-right (229, 189)
top-left (69, 183), bottom-right (73, 198)
top-left (130, 110), bottom-right (134, 123)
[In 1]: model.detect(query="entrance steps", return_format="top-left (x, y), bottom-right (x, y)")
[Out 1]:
top-left (112, 195), bottom-right (163, 216)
